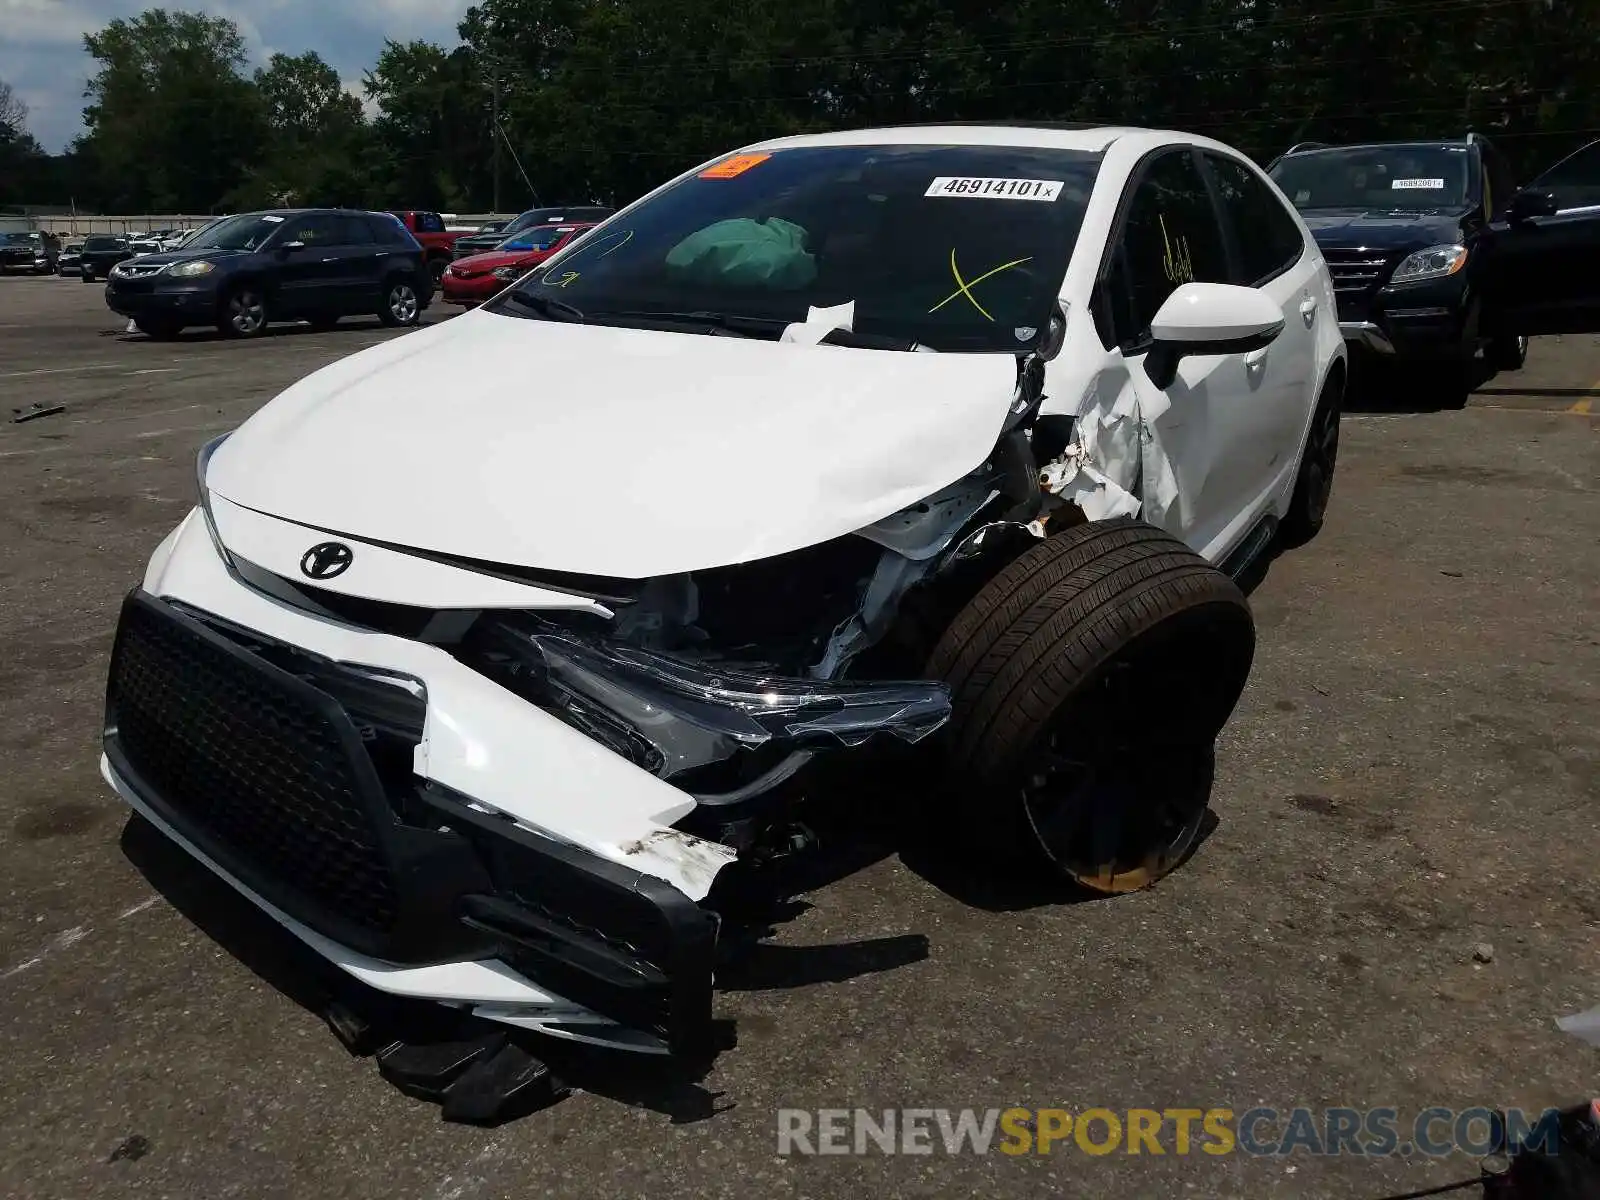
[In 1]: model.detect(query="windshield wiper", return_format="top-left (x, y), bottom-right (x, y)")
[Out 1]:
top-left (587, 309), bottom-right (788, 338)
top-left (507, 289), bottom-right (586, 323)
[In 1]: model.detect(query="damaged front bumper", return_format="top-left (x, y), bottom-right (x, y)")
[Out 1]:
top-left (103, 509), bottom-right (950, 1055)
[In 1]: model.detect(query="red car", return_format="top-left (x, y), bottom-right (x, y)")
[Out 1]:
top-left (441, 223), bottom-right (596, 307)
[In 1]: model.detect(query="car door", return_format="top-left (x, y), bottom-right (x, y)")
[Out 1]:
top-left (1485, 140), bottom-right (1600, 335)
top-left (270, 213), bottom-right (347, 315)
top-left (1100, 147), bottom-right (1287, 556)
top-left (1200, 150), bottom-right (1325, 491)
top-left (330, 214), bottom-right (383, 313)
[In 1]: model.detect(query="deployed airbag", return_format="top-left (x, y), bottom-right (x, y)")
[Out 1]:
top-left (665, 217), bottom-right (818, 288)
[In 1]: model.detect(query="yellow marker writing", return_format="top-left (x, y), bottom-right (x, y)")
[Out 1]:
top-left (928, 249), bottom-right (1034, 321)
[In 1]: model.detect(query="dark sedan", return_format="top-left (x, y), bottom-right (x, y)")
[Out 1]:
top-left (80, 235), bottom-right (134, 281)
top-left (103, 208), bottom-right (435, 339)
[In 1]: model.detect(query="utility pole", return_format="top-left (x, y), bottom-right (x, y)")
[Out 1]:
top-left (492, 69), bottom-right (501, 214)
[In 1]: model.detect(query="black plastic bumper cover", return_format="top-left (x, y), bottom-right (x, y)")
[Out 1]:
top-left (104, 590), bottom-right (719, 1055)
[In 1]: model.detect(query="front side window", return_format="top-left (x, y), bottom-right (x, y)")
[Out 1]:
top-left (1532, 141), bottom-right (1600, 211)
top-left (1269, 144), bottom-right (1471, 212)
top-left (486, 143), bottom-right (1103, 352)
top-left (1103, 149), bottom-right (1231, 347)
top-left (1204, 153), bottom-right (1305, 286)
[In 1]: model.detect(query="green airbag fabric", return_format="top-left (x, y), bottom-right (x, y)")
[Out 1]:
top-left (664, 217), bottom-right (817, 287)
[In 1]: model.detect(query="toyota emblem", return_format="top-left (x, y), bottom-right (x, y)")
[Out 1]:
top-left (300, 541), bottom-right (353, 580)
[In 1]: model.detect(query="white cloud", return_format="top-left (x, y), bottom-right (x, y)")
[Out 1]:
top-left (0, 0), bottom-right (473, 151)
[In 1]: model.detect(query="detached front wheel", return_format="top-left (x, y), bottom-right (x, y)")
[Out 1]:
top-left (927, 518), bottom-right (1255, 893)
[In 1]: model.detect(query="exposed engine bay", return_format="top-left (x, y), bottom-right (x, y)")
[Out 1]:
top-left (437, 353), bottom-right (1100, 850)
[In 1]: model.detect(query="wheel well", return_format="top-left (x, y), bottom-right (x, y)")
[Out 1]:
top-left (1324, 355), bottom-right (1347, 404)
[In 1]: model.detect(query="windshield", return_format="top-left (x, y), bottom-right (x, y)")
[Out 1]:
top-left (84, 235), bottom-right (125, 250)
top-left (0, 232), bottom-right (38, 245)
top-left (500, 225), bottom-right (572, 252)
top-left (486, 143), bottom-right (1101, 351)
top-left (1269, 145), bottom-right (1471, 211)
top-left (185, 213), bottom-right (286, 252)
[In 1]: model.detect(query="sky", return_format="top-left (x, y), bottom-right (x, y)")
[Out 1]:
top-left (0, 0), bottom-right (476, 152)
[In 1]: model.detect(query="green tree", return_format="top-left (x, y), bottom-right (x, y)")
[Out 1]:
top-left (231, 51), bottom-right (371, 207)
top-left (364, 40), bottom-right (492, 209)
top-left (80, 8), bottom-right (267, 211)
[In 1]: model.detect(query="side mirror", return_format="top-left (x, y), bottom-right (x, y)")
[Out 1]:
top-left (1508, 188), bottom-right (1559, 223)
top-left (1144, 282), bottom-right (1285, 389)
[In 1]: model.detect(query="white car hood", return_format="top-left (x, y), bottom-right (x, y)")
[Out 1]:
top-left (207, 309), bottom-right (1020, 578)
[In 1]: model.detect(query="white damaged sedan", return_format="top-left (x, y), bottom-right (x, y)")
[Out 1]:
top-left (102, 124), bottom-right (1345, 1068)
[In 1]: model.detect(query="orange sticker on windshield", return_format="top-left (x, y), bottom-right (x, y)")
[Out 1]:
top-left (699, 153), bottom-right (770, 179)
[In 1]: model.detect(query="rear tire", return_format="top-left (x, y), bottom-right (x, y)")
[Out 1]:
top-left (1279, 374), bottom-right (1342, 546)
top-left (378, 278), bottom-right (421, 327)
top-left (926, 518), bottom-right (1255, 893)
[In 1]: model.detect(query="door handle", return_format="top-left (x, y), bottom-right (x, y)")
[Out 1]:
top-left (1299, 297), bottom-right (1318, 325)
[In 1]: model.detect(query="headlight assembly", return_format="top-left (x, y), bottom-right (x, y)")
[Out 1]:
top-left (166, 260), bottom-right (215, 278)
top-left (1390, 244), bottom-right (1468, 284)
top-left (492, 265), bottom-right (525, 282)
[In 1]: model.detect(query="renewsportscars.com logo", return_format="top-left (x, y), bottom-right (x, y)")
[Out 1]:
top-left (776, 1106), bottom-right (1567, 1157)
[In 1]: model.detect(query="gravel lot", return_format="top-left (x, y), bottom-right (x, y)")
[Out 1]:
top-left (1, 274), bottom-right (1596, 1200)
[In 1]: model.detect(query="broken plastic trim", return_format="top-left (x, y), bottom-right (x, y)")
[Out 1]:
top-left (471, 617), bottom-right (951, 780)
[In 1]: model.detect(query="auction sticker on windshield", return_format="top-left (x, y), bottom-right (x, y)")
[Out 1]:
top-left (1391, 178), bottom-right (1446, 189)
top-left (925, 177), bottom-right (1064, 201)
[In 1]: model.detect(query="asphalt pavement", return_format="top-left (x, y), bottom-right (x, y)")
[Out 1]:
top-left (0, 275), bottom-right (1596, 1199)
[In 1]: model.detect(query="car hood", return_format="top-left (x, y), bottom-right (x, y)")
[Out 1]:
top-left (206, 310), bottom-right (1020, 578)
top-left (1299, 207), bottom-right (1472, 252)
top-left (121, 247), bottom-right (247, 268)
top-left (450, 249), bottom-right (534, 273)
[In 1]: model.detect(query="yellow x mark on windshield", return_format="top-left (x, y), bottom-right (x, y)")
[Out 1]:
top-left (928, 249), bottom-right (1034, 321)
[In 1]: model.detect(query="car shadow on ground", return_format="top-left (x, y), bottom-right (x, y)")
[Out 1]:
top-left (1343, 358), bottom-right (1497, 414)
top-left (119, 814), bottom-right (735, 1125)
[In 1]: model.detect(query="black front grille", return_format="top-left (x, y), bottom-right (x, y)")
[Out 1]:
top-left (1318, 246), bottom-right (1395, 299)
top-left (107, 593), bottom-right (402, 936)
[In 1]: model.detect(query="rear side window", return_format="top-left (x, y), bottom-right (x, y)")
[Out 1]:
top-left (1203, 153), bottom-right (1305, 286)
top-left (1102, 149), bottom-right (1231, 347)
top-left (334, 215), bottom-right (373, 245)
top-left (368, 215), bottom-right (419, 247)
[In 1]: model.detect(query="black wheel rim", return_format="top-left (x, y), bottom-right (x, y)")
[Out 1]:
top-left (1017, 637), bottom-right (1234, 894)
top-left (1304, 397), bottom-right (1341, 526)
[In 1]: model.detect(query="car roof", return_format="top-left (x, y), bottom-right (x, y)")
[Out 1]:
top-left (742, 122), bottom-right (1185, 155)
top-left (1277, 139), bottom-right (1474, 159)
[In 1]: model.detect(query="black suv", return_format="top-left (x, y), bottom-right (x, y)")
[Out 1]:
top-left (0, 230), bottom-right (58, 273)
top-left (1269, 134), bottom-right (1600, 403)
top-left (451, 205), bottom-right (614, 259)
top-left (103, 209), bottom-right (434, 339)
top-left (80, 234), bottom-right (134, 281)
